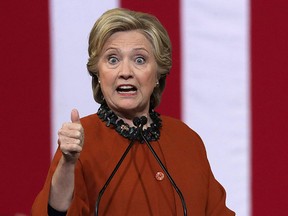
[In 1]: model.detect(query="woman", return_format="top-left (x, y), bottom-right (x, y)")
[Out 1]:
top-left (32, 8), bottom-right (235, 215)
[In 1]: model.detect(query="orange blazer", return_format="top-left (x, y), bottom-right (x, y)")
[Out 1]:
top-left (32, 113), bottom-right (235, 215)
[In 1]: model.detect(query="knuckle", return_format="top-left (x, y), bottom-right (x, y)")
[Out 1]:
top-left (75, 131), bottom-right (81, 138)
top-left (58, 128), bottom-right (63, 135)
top-left (75, 139), bottom-right (81, 145)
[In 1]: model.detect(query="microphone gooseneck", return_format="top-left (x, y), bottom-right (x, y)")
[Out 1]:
top-left (94, 117), bottom-right (146, 216)
top-left (139, 116), bottom-right (188, 216)
top-left (94, 139), bottom-right (135, 216)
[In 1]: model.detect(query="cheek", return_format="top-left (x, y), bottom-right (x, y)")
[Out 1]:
top-left (99, 69), bottom-right (115, 85)
top-left (150, 70), bottom-right (158, 84)
top-left (143, 73), bottom-right (158, 91)
top-left (98, 74), bottom-right (113, 95)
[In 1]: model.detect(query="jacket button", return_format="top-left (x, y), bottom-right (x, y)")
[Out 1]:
top-left (155, 172), bottom-right (164, 181)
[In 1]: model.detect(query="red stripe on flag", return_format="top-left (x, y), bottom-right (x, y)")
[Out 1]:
top-left (251, 1), bottom-right (288, 215)
top-left (120, 0), bottom-right (182, 119)
top-left (0, 1), bottom-right (51, 214)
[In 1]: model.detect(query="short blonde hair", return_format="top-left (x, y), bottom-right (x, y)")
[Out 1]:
top-left (87, 8), bottom-right (172, 109)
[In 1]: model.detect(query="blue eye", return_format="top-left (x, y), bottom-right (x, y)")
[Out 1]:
top-left (108, 56), bottom-right (119, 65)
top-left (135, 57), bottom-right (145, 64)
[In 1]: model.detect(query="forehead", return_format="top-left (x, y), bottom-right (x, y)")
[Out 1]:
top-left (103, 30), bottom-right (154, 52)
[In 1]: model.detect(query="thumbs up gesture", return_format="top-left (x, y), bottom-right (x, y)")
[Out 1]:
top-left (58, 109), bottom-right (84, 163)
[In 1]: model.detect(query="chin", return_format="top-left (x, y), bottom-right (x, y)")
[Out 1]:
top-left (118, 105), bottom-right (139, 112)
top-left (116, 103), bottom-right (147, 114)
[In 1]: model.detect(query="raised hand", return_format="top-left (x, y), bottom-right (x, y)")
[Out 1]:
top-left (58, 109), bottom-right (84, 163)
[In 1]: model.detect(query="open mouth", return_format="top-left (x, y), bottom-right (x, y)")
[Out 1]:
top-left (116, 85), bottom-right (137, 94)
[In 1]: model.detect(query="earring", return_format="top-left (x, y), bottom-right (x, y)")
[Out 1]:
top-left (98, 80), bottom-right (101, 84)
top-left (156, 81), bottom-right (159, 86)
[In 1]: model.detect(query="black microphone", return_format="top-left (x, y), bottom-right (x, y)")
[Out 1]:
top-left (140, 116), bottom-right (148, 125)
top-left (132, 116), bottom-right (147, 128)
top-left (94, 116), bottom-right (146, 216)
top-left (139, 116), bottom-right (188, 216)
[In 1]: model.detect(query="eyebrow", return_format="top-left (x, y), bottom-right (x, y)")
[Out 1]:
top-left (104, 47), bottom-right (150, 54)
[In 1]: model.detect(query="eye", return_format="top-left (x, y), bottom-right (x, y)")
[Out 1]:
top-left (108, 56), bottom-right (119, 65)
top-left (135, 56), bottom-right (145, 65)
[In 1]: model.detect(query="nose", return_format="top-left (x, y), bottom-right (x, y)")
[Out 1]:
top-left (119, 59), bottom-right (133, 79)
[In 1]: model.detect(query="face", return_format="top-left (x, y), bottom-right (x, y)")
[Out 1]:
top-left (97, 30), bottom-right (158, 118)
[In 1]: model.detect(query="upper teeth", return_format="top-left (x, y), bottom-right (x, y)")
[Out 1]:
top-left (118, 86), bottom-right (133, 90)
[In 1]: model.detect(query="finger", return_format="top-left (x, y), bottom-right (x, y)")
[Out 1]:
top-left (58, 127), bottom-right (82, 139)
top-left (71, 109), bottom-right (81, 124)
top-left (61, 122), bottom-right (83, 131)
top-left (59, 136), bottom-right (82, 146)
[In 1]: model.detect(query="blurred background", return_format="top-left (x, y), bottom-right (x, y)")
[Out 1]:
top-left (1, 0), bottom-right (288, 215)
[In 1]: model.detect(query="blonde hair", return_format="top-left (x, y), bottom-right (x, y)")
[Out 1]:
top-left (87, 8), bottom-right (172, 109)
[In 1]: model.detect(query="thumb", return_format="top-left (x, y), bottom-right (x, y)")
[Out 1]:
top-left (71, 109), bottom-right (81, 124)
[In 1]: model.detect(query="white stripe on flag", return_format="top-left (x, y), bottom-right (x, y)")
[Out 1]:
top-left (181, 0), bottom-right (250, 215)
top-left (50, 0), bottom-right (119, 154)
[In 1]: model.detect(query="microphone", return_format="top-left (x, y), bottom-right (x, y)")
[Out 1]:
top-left (139, 116), bottom-right (188, 216)
top-left (132, 116), bottom-right (147, 128)
top-left (94, 116), bottom-right (147, 216)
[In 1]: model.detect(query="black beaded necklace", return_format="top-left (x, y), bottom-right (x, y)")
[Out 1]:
top-left (97, 103), bottom-right (162, 143)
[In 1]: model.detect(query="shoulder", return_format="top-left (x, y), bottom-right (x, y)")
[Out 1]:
top-left (80, 113), bottom-right (99, 125)
top-left (161, 115), bottom-right (202, 140)
top-left (79, 112), bottom-right (119, 144)
top-left (160, 115), bottom-right (206, 153)
top-left (79, 113), bottom-right (105, 130)
top-left (161, 115), bottom-right (188, 127)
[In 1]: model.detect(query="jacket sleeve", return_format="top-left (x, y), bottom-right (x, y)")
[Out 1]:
top-left (206, 168), bottom-right (235, 216)
top-left (190, 128), bottom-right (235, 216)
top-left (199, 142), bottom-right (235, 216)
top-left (162, 116), bottom-right (236, 215)
top-left (31, 148), bottom-right (90, 215)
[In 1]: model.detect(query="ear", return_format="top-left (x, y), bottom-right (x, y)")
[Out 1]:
top-left (155, 80), bottom-right (159, 87)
